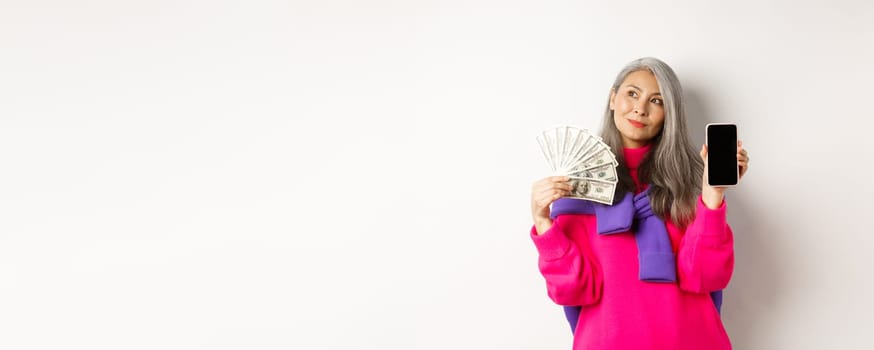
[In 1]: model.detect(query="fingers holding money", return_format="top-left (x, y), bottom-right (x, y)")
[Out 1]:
top-left (531, 176), bottom-right (572, 222)
top-left (535, 176), bottom-right (573, 200)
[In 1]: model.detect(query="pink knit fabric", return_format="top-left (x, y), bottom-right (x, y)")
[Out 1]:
top-left (530, 144), bottom-right (734, 349)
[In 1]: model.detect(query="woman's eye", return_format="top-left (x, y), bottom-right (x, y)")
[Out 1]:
top-left (628, 91), bottom-right (638, 97)
top-left (651, 98), bottom-right (663, 105)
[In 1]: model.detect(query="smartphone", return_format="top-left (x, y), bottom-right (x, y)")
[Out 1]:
top-left (705, 123), bottom-right (738, 187)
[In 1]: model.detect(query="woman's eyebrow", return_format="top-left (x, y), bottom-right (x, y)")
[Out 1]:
top-left (626, 84), bottom-right (661, 96)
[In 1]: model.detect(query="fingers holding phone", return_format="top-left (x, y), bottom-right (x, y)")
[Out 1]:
top-left (737, 140), bottom-right (749, 180)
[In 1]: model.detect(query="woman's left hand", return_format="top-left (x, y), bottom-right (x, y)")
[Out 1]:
top-left (700, 140), bottom-right (749, 209)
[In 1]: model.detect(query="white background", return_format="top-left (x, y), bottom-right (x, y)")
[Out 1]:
top-left (1, 0), bottom-right (872, 349)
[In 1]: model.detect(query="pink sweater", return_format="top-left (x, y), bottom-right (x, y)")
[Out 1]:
top-left (530, 144), bottom-right (734, 349)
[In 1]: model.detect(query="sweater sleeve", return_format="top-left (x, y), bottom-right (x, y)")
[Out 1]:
top-left (529, 215), bottom-right (603, 306)
top-left (676, 195), bottom-right (735, 294)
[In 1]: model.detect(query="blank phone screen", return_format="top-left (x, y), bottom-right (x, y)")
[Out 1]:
top-left (707, 124), bottom-right (738, 186)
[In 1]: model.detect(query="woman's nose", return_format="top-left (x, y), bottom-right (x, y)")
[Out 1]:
top-left (634, 101), bottom-right (648, 117)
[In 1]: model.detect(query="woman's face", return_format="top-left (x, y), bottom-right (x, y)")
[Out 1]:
top-left (609, 70), bottom-right (666, 148)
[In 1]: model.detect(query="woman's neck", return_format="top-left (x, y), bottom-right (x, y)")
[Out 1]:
top-left (621, 137), bottom-right (649, 149)
top-left (623, 143), bottom-right (652, 170)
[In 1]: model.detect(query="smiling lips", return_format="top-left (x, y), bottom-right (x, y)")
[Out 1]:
top-left (628, 119), bottom-right (646, 128)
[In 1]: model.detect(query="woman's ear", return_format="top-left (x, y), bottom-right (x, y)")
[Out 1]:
top-left (609, 88), bottom-right (616, 110)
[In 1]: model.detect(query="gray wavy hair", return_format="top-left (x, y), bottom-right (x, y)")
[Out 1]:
top-left (600, 57), bottom-right (703, 227)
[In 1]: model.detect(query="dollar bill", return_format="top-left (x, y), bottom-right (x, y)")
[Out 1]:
top-left (565, 143), bottom-right (617, 170)
top-left (556, 126), bottom-right (567, 170)
top-left (540, 130), bottom-right (558, 171)
top-left (566, 177), bottom-right (616, 205)
top-left (564, 131), bottom-right (595, 172)
top-left (560, 127), bottom-right (579, 171)
top-left (586, 144), bottom-right (618, 166)
top-left (568, 162), bottom-right (618, 182)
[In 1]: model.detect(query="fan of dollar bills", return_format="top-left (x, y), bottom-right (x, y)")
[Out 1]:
top-left (536, 126), bottom-right (619, 205)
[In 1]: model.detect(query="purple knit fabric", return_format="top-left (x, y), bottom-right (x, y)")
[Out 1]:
top-left (549, 188), bottom-right (723, 333)
top-left (550, 187), bottom-right (677, 282)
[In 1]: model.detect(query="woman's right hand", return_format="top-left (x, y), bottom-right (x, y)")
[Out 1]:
top-left (531, 176), bottom-right (572, 235)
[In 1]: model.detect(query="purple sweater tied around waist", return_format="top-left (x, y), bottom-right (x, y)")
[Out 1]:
top-left (549, 187), bottom-right (723, 333)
